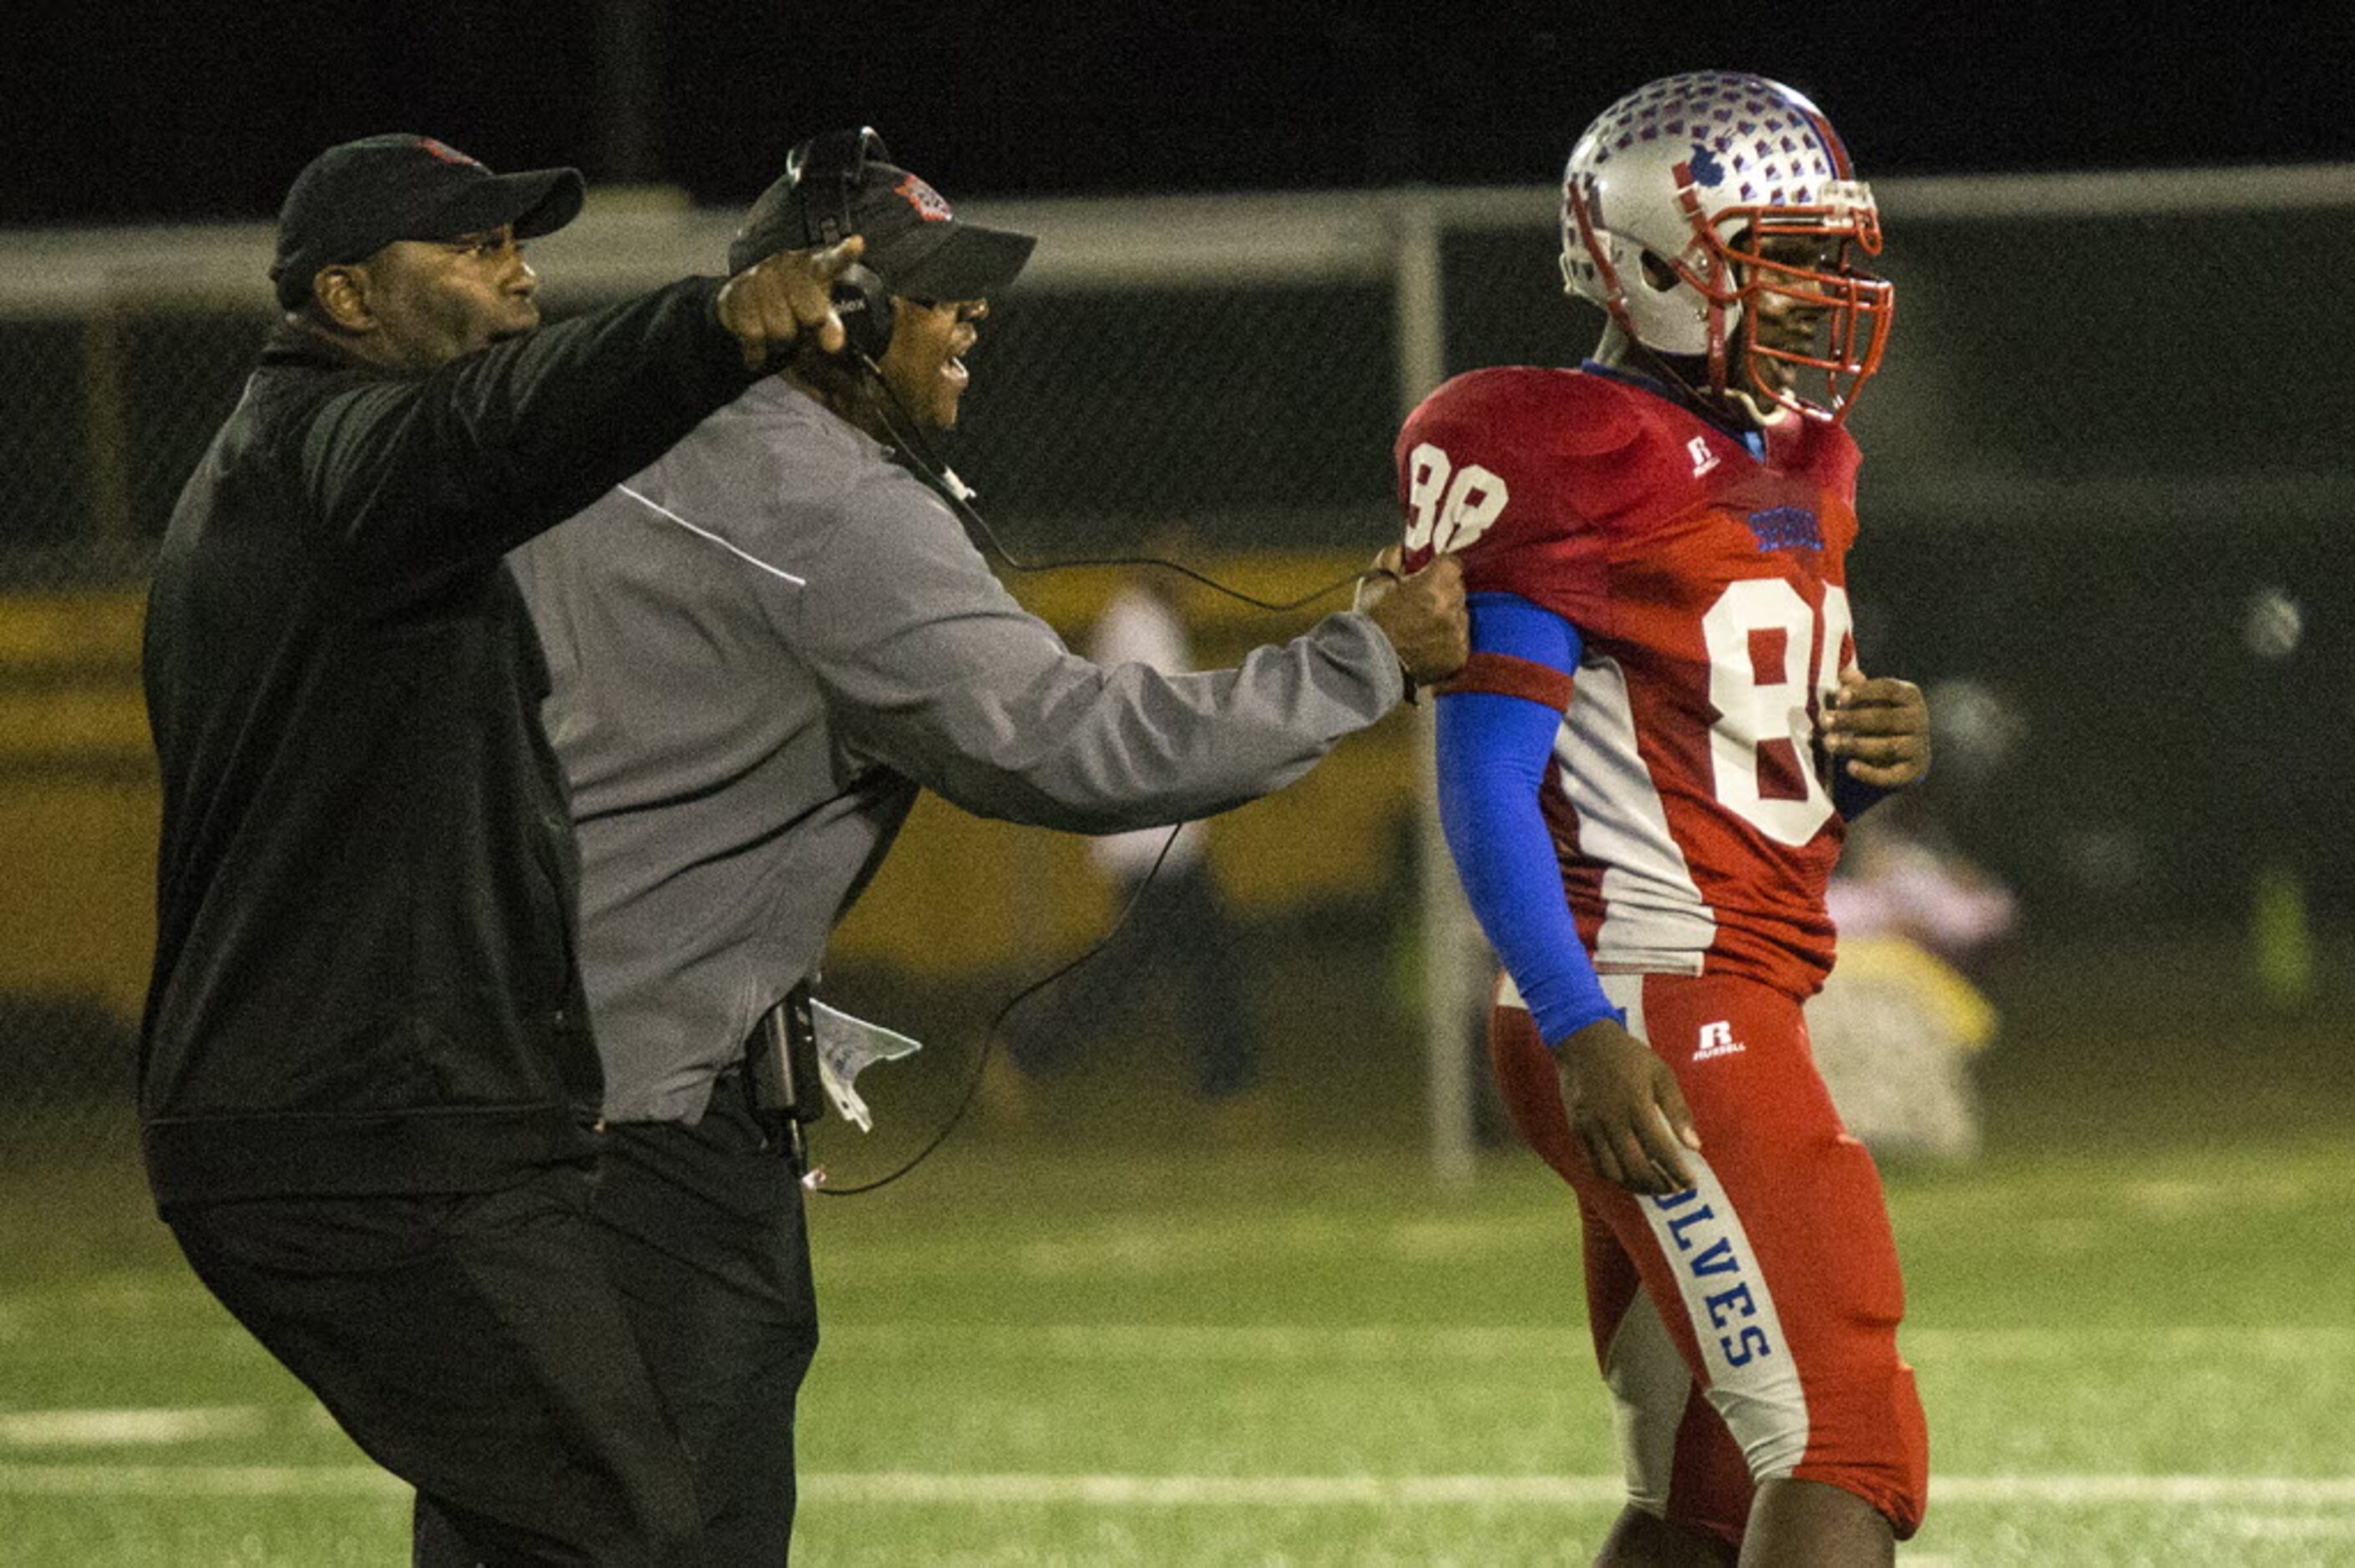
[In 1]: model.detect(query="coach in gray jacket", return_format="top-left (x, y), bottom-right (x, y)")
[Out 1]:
top-left (500, 129), bottom-right (1466, 1562)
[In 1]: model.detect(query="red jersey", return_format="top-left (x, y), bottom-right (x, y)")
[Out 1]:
top-left (1398, 365), bottom-right (1863, 999)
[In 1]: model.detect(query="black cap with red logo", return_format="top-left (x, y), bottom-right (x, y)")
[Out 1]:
top-left (728, 133), bottom-right (1035, 303)
top-left (268, 134), bottom-right (585, 311)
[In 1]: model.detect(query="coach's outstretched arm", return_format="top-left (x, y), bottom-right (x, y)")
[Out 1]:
top-left (276, 236), bottom-right (868, 613)
top-left (796, 486), bottom-right (1465, 833)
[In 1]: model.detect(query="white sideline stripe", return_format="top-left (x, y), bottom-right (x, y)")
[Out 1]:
top-left (0, 1407), bottom-right (266, 1447)
top-left (815, 1322), bottom-right (2355, 1363)
top-left (810, 1473), bottom-right (1630, 1505)
top-left (6, 1464), bottom-right (2355, 1507)
top-left (806, 1474), bottom-right (2355, 1508)
top-left (0, 1463), bottom-right (403, 1496)
top-left (615, 483), bottom-right (806, 587)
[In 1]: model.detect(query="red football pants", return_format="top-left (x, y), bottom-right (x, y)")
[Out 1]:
top-left (1491, 969), bottom-right (1928, 1545)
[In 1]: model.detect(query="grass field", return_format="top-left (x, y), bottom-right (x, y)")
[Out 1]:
top-left (3, 933), bottom-right (2351, 1565)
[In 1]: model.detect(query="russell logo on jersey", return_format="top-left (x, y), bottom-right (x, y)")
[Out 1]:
top-left (1694, 1020), bottom-right (1746, 1060)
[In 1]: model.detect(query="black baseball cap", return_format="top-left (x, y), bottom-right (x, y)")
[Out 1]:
top-left (269, 134), bottom-right (585, 310)
top-left (728, 134), bottom-right (1035, 302)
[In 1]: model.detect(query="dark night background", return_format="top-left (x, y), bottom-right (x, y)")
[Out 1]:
top-left (12, 4), bottom-right (2355, 225)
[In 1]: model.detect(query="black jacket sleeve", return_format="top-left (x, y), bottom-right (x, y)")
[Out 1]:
top-left (294, 276), bottom-right (759, 607)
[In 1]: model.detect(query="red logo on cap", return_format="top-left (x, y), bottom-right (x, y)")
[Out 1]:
top-left (894, 174), bottom-right (954, 222)
top-left (417, 138), bottom-right (481, 168)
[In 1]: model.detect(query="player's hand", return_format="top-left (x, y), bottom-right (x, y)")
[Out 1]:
top-left (1553, 1017), bottom-right (1702, 1196)
top-left (1361, 550), bottom-right (1468, 689)
top-left (716, 235), bottom-right (866, 371)
top-left (1822, 665), bottom-right (1931, 789)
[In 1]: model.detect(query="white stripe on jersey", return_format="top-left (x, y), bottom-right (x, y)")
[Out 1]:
top-left (1557, 656), bottom-right (1713, 974)
top-left (1608, 973), bottom-right (1811, 1483)
top-left (1600, 1288), bottom-right (1691, 1515)
top-left (1639, 1156), bottom-right (1811, 1480)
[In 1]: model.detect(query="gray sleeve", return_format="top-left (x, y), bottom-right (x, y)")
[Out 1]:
top-left (793, 468), bottom-right (1404, 834)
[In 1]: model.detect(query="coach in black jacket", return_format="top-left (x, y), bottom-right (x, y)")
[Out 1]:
top-left (139, 133), bottom-right (860, 1565)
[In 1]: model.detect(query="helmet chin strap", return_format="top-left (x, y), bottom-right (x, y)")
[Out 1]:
top-left (1725, 386), bottom-right (1794, 427)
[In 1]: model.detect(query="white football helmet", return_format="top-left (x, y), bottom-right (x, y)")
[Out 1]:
top-left (1559, 71), bottom-right (1893, 421)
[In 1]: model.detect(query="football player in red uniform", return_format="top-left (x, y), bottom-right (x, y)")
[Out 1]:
top-left (1398, 72), bottom-right (1934, 1565)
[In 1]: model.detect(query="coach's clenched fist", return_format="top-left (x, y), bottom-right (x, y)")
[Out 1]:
top-left (716, 235), bottom-right (867, 370)
top-left (1359, 547), bottom-right (1469, 690)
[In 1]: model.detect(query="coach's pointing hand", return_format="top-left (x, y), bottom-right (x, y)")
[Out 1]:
top-left (1555, 1017), bottom-right (1702, 1196)
top-left (1361, 550), bottom-right (1469, 690)
top-left (717, 235), bottom-right (866, 370)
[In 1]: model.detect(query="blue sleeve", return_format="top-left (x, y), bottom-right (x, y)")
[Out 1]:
top-left (1436, 593), bottom-right (1623, 1047)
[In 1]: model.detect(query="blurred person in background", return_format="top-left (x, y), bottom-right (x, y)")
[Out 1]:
top-left (504, 128), bottom-right (1467, 1561)
top-left (139, 130), bottom-right (863, 1565)
top-left (998, 541), bottom-right (1269, 1121)
top-left (1398, 73), bottom-right (1933, 1565)
top-left (1814, 796), bottom-right (2016, 1163)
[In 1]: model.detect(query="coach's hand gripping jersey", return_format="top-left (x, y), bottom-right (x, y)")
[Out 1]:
top-left (1400, 364), bottom-right (1866, 1009)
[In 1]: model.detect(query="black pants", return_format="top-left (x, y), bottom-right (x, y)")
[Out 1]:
top-left (169, 1163), bottom-right (705, 1567)
top-left (1010, 858), bottom-right (1262, 1099)
top-left (418, 1079), bottom-right (820, 1565)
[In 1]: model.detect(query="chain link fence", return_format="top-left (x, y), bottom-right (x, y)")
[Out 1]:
top-left (3, 171), bottom-right (2350, 1185)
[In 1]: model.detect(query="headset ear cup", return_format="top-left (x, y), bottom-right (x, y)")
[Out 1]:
top-left (832, 262), bottom-right (894, 362)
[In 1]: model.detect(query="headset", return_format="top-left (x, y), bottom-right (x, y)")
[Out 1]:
top-left (788, 126), bottom-right (899, 363)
